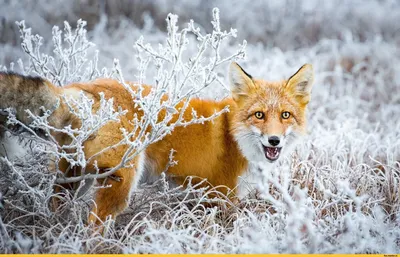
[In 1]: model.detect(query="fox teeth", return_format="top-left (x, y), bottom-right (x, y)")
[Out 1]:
top-left (263, 146), bottom-right (282, 161)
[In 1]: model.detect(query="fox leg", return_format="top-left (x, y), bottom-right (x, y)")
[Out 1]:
top-left (88, 167), bottom-right (136, 224)
top-left (174, 175), bottom-right (239, 208)
top-left (51, 183), bottom-right (74, 211)
top-left (203, 176), bottom-right (240, 207)
top-left (50, 159), bottom-right (78, 211)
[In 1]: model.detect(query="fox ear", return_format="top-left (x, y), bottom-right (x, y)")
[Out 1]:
top-left (285, 64), bottom-right (314, 105)
top-left (229, 62), bottom-right (254, 101)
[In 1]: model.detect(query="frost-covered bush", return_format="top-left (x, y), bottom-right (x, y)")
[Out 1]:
top-left (0, 0), bottom-right (399, 254)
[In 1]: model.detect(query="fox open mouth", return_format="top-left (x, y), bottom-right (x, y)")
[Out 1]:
top-left (263, 146), bottom-right (282, 161)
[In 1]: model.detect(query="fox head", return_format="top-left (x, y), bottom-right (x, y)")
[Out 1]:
top-left (229, 62), bottom-right (314, 165)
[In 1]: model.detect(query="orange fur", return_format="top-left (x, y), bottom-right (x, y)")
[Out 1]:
top-left (0, 63), bottom-right (314, 224)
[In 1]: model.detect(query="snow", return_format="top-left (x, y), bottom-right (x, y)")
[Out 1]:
top-left (0, 0), bottom-right (399, 253)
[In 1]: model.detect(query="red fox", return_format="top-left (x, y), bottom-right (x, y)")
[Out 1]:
top-left (0, 62), bottom-right (314, 224)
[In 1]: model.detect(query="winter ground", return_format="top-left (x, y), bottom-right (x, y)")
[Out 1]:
top-left (0, 0), bottom-right (399, 253)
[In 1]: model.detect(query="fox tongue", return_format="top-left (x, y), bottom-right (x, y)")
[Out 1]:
top-left (265, 147), bottom-right (280, 160)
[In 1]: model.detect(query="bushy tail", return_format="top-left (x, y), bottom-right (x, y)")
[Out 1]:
top-left (0, 72), bottom-right (61, 126)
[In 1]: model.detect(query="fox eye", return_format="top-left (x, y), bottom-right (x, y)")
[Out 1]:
top-left (254, 111), bottom-right (264, 119)
top-left (281, 111), bottom-right (291, 119)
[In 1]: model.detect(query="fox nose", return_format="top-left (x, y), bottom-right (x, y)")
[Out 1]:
top-left (268, 136), bottom-right (280, 146)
